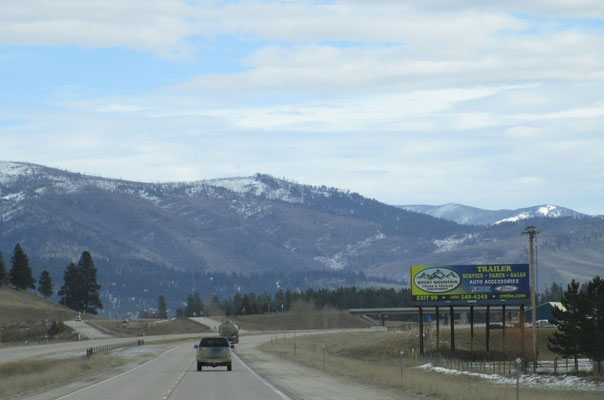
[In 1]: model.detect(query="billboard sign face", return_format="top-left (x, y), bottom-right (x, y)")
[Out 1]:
top-left (411, 264), bottom-right (530, 306)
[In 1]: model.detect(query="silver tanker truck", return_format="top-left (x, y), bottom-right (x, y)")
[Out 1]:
top-left (218, 320), bottom-right (239, 344)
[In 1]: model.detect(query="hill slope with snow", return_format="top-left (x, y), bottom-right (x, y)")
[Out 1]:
top-left (399, 203), bottom-right (586, 225)
top-left (1, 161), bottom-right (603, 316)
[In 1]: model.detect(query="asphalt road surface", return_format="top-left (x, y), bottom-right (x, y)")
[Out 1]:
top-left (63, 321), bottom-right (112, 339)
top-left (0, 333), bottom-right (200, 364)
top-left (17, 338), bottom-right (289, 400)
top-left (10, 330), bottom-right (413, 400)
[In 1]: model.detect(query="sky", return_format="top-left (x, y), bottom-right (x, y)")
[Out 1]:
top-left (1, 1), bottom-right (603, 214)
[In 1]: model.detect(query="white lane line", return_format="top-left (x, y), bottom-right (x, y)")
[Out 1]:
top-left (54, 346), bottom-right (179, 400)
top-left (163, 359), bottom-right (194, 400)
top-left (232, 352), bottom-right (293, 400)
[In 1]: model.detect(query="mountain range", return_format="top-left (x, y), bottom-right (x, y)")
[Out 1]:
top-left (1, 161), bottom-right (603, 316)
top-left (399, 203), bottom-right (588, 226)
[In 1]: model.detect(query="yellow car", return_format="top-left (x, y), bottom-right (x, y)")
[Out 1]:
top-left (194, 336), bottom-right (233, 371)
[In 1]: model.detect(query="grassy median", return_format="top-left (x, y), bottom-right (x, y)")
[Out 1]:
top-left (0, 345), bottom-right (166, 399)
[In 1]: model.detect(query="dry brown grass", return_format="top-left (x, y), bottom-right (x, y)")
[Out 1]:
top-left (0, 286), bottom-right (81, 343)
top-left (227, 303), bottom-right (373, 331)
top-left (0, 341), bottom-right (171, 398)
top-left (261, 331), bottom-right (603, 400)
top-left (94, 318), bottom-right (210, 336)
top-left (0, 286), bottom-right (77, 326)
top-left (421, 325), bottom-right (558, 359)
top-left (0, 354), bottom-right (123, 398)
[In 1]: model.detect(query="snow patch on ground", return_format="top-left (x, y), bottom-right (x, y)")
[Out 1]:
top-left (537, 205), bottom-right (560, 217)
top-left (314, 254), bottom-right (347, 270)
top-left (137, 191), bottom-right (162, 205)
top-left (205, 176), bottom-right (306, 203)
top-left (1, 191), bottom-right (25, 202)
top-left (495, 205), bottom-right (564, 225)
top-left (495, 212), bottom-right (530, 225)
top-left (417, 363), bottom-right (603, 391)
top-left (0, 205), bottom-right (23, 222)
top-left (315, 233), bottom-right (386, 270)
top-left (432, 234), bottom-right (476, 252)
top-left (203, 175), bottom-right (332, 204)
top-left (0, 161), bottom-right (40, 185)
top-left (229, 201), bottom-right (271, 219)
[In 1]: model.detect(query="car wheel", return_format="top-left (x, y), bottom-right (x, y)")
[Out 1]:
top-left (227, 363), bottom-right (232, 371)
top-left (197, 362), bottom-right (202, 371)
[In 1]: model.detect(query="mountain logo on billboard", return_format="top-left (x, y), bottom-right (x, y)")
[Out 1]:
top-left (494, 285), bottom-right (518, 292)
top-left (414, 268), bottom-right (461, 293)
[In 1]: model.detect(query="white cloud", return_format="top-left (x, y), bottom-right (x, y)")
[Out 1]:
top-left (1, 1), bottom-right (603, 213)
top-left (511, 104), bottom-right (604, 120)
top-left (1, 1), bottom-right (601, 60)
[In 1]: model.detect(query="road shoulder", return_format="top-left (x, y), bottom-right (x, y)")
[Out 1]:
top-left (236, 334), bottom-right (423, 400)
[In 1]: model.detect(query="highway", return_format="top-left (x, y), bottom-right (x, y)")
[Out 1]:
top-left (7, 330), bottom-right (409, 400)
top-left (21, 341), bottom-right (286, 400)
top-left (0, 333), bottom-right (199, 364)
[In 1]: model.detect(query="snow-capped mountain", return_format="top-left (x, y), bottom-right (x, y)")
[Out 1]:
top-left (399, 203), bottom-right (585, 226)
top-left (0, 162), bottom-right (327, 218)
top-left (1, 161), bottom-right (603, 315)
top-left (0, 161), bottom-right (461, 307)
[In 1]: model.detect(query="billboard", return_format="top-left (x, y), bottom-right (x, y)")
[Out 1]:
top-left (411, 264), bottom-right (530, 306)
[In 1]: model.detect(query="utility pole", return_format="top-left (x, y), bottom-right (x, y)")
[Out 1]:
top-left (522, 226), bottom-right (540, 371)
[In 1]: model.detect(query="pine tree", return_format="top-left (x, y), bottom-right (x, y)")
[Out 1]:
top-left (232, 293), bottom-right (243, 315)
top-left (58, 263), bottom-right (83, 311)
top-left (37, 270), bottom-right (54, 298)
top-left (158, 295), bottom-right (168, 319)
top-left (240, 294), bottom-right (253, 315)
top-left (583, 276), bottom-right (604, 373)
top-left (78, 251), bottom-right (103, 314)
top-left (274, 289), bottom-right (285, 311)
top-left (0, 251), bottom-right (8, 287)
top-left (185, 292), bottom-right (204, 317)
top-left (548, 279), bottom-right (590, 372)
top-left (284, 290), bottom-right (293, 311)
top-left (9, 244), bottom-right (35, 291)
top-left (539, 282), bottom-right (565, 303)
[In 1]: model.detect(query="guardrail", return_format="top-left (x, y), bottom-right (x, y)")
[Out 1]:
top-left (85, 339), bottom-right (144, 357)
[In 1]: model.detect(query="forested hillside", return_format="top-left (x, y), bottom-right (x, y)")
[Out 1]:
top-left (2, 161), bottom-right (603, 316)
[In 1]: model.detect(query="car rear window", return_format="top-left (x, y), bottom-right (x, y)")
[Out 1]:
top-left (200, 337), bottom-right (229, 347)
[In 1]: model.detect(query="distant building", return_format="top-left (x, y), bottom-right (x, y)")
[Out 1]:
top-left (525, 302), bottom-right (565, 323)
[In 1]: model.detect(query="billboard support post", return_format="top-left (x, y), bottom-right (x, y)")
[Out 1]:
top-left (419, 307), bottom-right (424, 354)
top-left (450, 306), bottom-right (455, 352)
top-left (470, 306), bottom-right (474, 353)
top-left (436, 306), bottom-right (440, 351)
top-left (486, 305), bottom-right (490, 353)
top-left (520, 304), bottom-right (525, 355)
top-left (502, 305), bottom-right (506, 353)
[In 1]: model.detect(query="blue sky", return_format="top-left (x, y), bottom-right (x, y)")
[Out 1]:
top-left (1, 1), bottom-right (603, 214)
